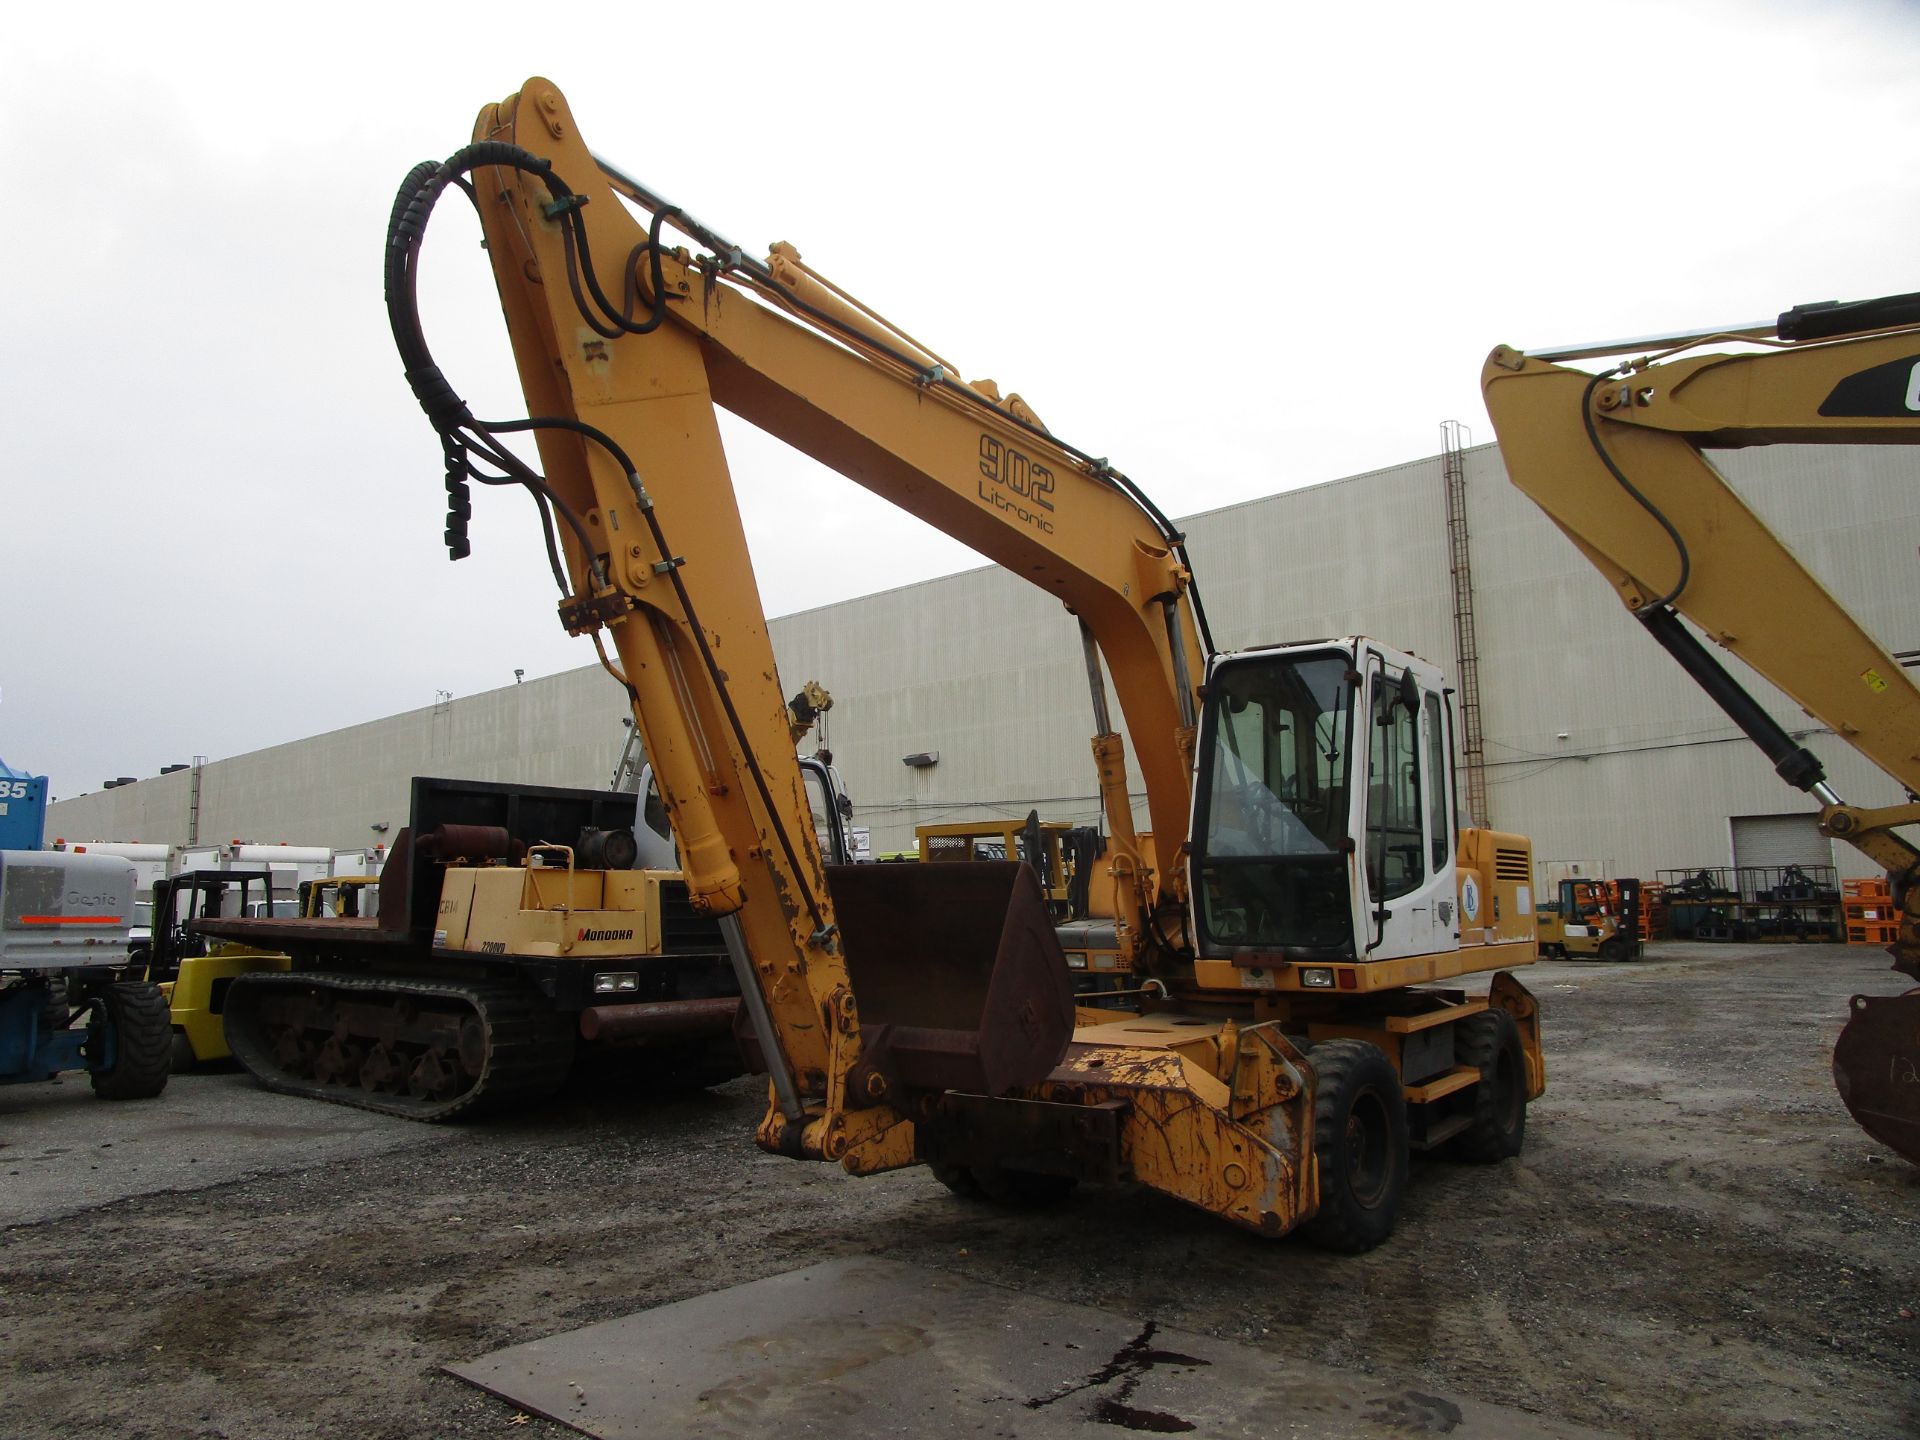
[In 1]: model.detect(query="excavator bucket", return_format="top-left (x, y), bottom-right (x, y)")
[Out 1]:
top-left (1832, 989), bottom-right (1920, 1164)
top-left (826, 861), bottom-right (1075, 1096)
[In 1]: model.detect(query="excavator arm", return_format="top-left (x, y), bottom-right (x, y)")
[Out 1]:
top-left (387, 79), bottom-right (1203, 1169)
top-left (1481, 298), bottom-right (1920, 1158)
top-left (466, 82), bottom-right (1205, 924)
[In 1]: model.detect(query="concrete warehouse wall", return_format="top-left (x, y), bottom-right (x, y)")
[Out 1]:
top-left (49, 442), bottom-right (1919, 883)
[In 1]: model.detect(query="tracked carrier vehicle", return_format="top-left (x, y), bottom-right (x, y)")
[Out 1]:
top-left (200, 776), bottom-right (741, 1120)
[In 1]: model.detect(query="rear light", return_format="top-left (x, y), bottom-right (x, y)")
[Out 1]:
top-left (1337, 969), bottom-right (1357, 990)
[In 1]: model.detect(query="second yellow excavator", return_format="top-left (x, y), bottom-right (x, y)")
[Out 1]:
top-left (379, 79), bottom-right (1544, 1248)
top-left (1483, 293), bottom-right (1920, 1162)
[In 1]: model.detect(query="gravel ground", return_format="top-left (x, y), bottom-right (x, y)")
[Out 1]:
top-left (1, 942), bottom-right (1915, 1439)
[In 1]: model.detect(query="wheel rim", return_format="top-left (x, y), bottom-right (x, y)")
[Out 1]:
top-left (1344, 1089), bottom-right (1393, 1205)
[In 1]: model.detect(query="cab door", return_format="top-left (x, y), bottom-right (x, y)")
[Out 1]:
top-left (1356, 656), bottom-right (1459, 962)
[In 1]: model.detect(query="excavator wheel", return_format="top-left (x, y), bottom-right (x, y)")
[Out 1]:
top-left (1449, 1010), bottom-right (1527, 1163)
top-left (1302, 1039), bottom-right (1408, 1253)
top-left (89, 983), bottom-right (173, 1102)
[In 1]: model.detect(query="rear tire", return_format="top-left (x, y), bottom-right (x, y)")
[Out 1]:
top-left (1303, 1039), bottom-right (1408, 1253)
top-left (90, 983), bottom-right (173, 1101)
top-left (169, 1029), bottom-right (199, 1074)
top-left (1450, 1009), bottom-right (1527, 1162)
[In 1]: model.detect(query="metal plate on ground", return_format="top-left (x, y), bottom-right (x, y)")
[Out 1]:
top-left (449, 1257), bottom-right (1614, 1438)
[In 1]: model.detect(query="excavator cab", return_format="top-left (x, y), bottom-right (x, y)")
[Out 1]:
top-left (1191, 639), bottom-right (1470, 980)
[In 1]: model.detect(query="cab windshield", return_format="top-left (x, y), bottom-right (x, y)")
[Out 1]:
top-left (1195, 653), bottom-right (1355, 955)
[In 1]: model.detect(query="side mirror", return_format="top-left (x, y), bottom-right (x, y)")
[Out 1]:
top-left (1397, 668), bottom-right (1420, 713)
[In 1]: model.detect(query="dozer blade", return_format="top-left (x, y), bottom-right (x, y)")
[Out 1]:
top-left (1832, 988), bottom-right (1920, 1164)
top-left (826, 861), bottom-right (1075, 1096)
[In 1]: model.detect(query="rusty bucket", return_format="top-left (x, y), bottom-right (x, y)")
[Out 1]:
top-left (1832, 988), bottom-right (1920, 1165)
top-left (826, 861), bottom-right (1075, 1097)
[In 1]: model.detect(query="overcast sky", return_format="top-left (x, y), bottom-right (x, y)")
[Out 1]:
top-left (6, 1), bottom-right (1918, 801)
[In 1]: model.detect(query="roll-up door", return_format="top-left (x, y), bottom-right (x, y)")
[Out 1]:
top-left (1730, 813), bottom-right (1833, 871)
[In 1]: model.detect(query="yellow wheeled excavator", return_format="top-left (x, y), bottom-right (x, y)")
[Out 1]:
top-left (1482, 293), bottom-right (1920, 1163)
top-left (380, 79), bottom-right (1545, 1247)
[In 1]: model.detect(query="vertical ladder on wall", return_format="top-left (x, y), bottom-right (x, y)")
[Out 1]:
top-left (188, 755), bottom-right (206, 845)
top-left (1441, 420), bottom-right (1490, 827)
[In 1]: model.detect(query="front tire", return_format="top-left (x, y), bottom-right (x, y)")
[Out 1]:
top-left (90, 983), bottom-right (173, 1101)
top-left (1450, 1009), bottom-right (1527, 1162)
top-left (1596, 935), bottom-right (1629, 963)
top-left (1303, 1039), bottom-right (1408, 1253)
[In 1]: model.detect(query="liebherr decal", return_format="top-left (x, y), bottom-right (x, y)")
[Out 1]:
top-left (978, 434), bottom-right (1057, 534)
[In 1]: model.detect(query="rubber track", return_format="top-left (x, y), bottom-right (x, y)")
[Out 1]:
top-left (223, 972), bottom-right (575, 1123)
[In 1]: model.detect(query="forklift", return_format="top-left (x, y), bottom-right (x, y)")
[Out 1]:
top-left (1535, 878), bottom-right (1640, 961)
top-left (128, 870), bottom-right (291, 1069)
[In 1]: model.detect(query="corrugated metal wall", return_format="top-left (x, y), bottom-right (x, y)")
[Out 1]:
top-left (47, 443), bottom-right (1919, 883)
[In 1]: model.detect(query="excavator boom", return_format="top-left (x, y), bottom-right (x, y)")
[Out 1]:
top-left (1482, 298), bottom-right (1920, 1160)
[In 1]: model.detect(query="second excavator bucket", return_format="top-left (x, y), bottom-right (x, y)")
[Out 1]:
top-left (1832, 988), bottom-right (1920, 1164)
top-left (826, 861), bottom-right (1075, 1097)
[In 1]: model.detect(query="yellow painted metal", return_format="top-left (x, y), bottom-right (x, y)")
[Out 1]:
top-left (1482, 335), bottom-right (1920, 897)
top-left (470, 85), bottom-right (859, 1147)
top-left (1490, 969), bottom-right (1546, 1100)
top-left (300, 875), bottom-right (381, 918)
top-left (1306, 992), bottom-right (1492, 1078)
top-left (1036, 1023), bottom-right (1317, 1236)
top-left (1456, 828), bottom-right (1538, 951)
top-left (437, 867), bottom-right (684, 958)
top-left (1402, 1066), bottom-right (1481, 1105)
top-left (1484, 341), bottom-right (1920, 781)
top-left (473, 82), bottom-right (1193, 944)
top-left (917, 819), bottom-right (1074, 911)
top-left (464, 78), bottom-right (1215, 1161)
top-left (1384, 1002), bottom-right (1489, 1034)
top-left (167, 949), bottom-right (291, 1062)
top-left (1191, 940), bottom-right (1534, 997)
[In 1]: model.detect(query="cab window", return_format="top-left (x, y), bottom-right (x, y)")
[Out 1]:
top-left (1425, 692), bottom-right (1450, 871)
top-left (1366, 675), bottom-right (1424, 901)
